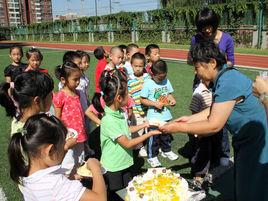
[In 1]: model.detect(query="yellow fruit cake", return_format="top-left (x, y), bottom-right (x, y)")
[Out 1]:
top-left (126, 168), bottom-right (190, 201)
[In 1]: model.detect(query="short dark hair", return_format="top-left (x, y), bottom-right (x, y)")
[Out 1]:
top-left (151, 59), bottom-right (167, 75)
top-left (145, 44), bottom-right (159, 56)
top-left (63, 51), bottom-right (81, 63)
top-left (94, 46), bottom-right (105, 60)
top-left (118, 44), bottom-right (127, 51)
top-left (195, 7), bottom-right (219, 33)
top-left (189, 40), bottom-right (226, 69)
top-left (131, 52), bottom-right (146, 65)
top-left (126, 43), bottom-right (139, 54)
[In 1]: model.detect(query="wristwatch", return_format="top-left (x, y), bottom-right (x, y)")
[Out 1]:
top-left (259, 92), bottom-right (268, 103)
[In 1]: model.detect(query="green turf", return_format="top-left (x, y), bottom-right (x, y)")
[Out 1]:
top-left (0, 47), bottom-right (260, 200)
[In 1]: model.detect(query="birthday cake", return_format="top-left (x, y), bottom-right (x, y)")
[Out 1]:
top-left (126, 168), bottom-right (190, 201)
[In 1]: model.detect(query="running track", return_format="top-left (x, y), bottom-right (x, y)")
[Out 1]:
top-left (1, 41), bottom-right (267, 69)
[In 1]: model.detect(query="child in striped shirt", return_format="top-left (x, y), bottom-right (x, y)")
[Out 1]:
top-left (189, 80), bottom-right (221, 184)
top-left (128, 52), bottom-right (150, 157)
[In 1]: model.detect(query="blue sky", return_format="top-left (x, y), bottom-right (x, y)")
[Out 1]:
top-left (52, 0), bottom-right (160, 17)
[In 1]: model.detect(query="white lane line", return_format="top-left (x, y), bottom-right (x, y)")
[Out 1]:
top-left (0, 187), bottom-right (7, 201)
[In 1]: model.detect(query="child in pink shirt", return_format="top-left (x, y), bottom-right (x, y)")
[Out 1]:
top-left (53, 61), bottom-right (87, 177)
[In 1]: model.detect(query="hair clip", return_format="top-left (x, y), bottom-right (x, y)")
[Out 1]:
top-left (21, 129), bottom-right (27, 136)
top-left (100, 91), bottom-right (104, 96)
top-left (10, 82), bottom-right (15, 89)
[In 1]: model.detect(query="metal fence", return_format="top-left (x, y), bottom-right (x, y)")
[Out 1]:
top-left (1, 1), bottom-right (268, 48)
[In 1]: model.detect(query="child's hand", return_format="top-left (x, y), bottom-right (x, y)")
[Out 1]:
top-left (64, 137), bottom-right (77, 151)
top-left (149, 129), bottom-right (162, 136)
top-left (154, 101), bottom-right (165, 110)
top-left (169, 99), bottom-right (176, 106)
top-left (86, 158), bottom-right (102, 173)
top-left (142, 120), bottom-right (150, 128)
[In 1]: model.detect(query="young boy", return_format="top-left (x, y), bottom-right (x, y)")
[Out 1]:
top-left (94, 46), bottom-right (107, 93)
top-left (141, 60), bottom-right (178, 167)
top-left (124, 43), bottom-right (139, 77)
top-left (105, 46), bottom-right (124, 71)
top-left (118, 44), bottom-right (127, 65)
top-left (145, 44), bottom-right (160, 76)
top-left (128, 52), bottom-right (150, 157)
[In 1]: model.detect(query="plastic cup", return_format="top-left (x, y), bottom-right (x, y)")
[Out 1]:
top-left (259, 71), bottom-right (268, 80)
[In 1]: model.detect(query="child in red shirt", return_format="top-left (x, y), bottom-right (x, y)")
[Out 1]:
top-left (94, 46), bottom-right (107, 92)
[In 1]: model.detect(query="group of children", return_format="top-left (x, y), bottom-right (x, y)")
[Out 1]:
top-left (0, 43), bottom-right (181, 200)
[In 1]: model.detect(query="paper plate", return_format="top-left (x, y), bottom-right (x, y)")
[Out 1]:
top-left (77, 164), bottom-right (107, 178)
top-left (66, 128), bottom-right (78, 140)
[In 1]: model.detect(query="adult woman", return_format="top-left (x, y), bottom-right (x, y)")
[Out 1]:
top-left (161, 41), bottom-right (268, 201)
top-left (253, 75), bottom-right (268, 116)
top-left (188, 7), bottom-right (234, 67)
top-left (187, 7), bottom-right (235, 167)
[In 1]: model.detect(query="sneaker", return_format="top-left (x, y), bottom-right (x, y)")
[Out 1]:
top-left (139, 147), bottom-right (147, 157)
top-left (161, 151), bottom-right (179, 161)
top-left (220, 157), bottom-right (230, 167)
top-left (147, 157), bottom-right (162, 167)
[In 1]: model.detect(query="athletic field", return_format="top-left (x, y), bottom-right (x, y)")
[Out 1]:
top-left (0, 47), bottom-right (260, 200)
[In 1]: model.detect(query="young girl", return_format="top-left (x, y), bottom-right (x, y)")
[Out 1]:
top-left (4, 45), bottom-right (27, 82)
top-left (99, 69), bottom-right (161, 199)
top-left (24, 47), bottom-right (48, 73)
top-left (0, 71), bottom-right (54, 135)
top-left (76, 51), bottom-right (91, 120)
top-left (53, 61), bottom-right (87, 176)
top-left (8, 113), bottom-right (106, 201)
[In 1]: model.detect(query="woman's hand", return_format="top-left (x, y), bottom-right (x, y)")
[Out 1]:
top-left (252, 76), bottom-right (268, 98)
top-left (173, 115), bottom-right (191, 123)
top-left (159, 121), bottom-right (183, 133)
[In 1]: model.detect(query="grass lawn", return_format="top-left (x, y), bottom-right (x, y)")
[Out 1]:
top-left (0, 47), bottom-right (260, 200)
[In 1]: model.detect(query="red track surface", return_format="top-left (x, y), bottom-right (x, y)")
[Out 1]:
top-left (1, 41), bottom-right (267, 68)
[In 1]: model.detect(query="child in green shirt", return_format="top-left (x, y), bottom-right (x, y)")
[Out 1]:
top-left (100, 69), bottom-right (161, 200)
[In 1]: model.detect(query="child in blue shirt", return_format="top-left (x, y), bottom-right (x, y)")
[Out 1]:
top-left (140, 59), bottom-right (178, 167)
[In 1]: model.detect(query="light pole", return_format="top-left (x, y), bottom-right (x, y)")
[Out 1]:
top-left (95, 0), bottom-right (98, 17)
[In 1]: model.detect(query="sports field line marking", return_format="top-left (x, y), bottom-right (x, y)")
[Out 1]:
top-left (0, 187), bottom-right (7, 201)
top-left (0, 50), bottom-right (65, 57)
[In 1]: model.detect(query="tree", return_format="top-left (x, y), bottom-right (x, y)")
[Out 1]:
top-left (160, 0), bottom-right (169, 8)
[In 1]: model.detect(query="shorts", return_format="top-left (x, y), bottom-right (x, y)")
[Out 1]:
top-left (104, 167), bottom-right (132, 191)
